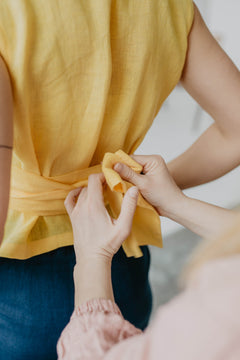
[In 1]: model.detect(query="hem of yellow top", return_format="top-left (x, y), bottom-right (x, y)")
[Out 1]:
top-left (0, 231), bottom-right (74, 260)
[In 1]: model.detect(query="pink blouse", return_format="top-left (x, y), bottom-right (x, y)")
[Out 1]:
top-left (57, 255), bottom-right (240, 359)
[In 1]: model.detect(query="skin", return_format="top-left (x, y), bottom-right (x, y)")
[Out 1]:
top-left (64, 176), bottom-right (139, 305)
top-left (0, 3), bottom-right (240, 244)
top-left (114, 156), bottom-right (239, 239)
top-left (65, 162), bottom-right (238, 307)
top-left (170, 5), bottom-right (240, 188)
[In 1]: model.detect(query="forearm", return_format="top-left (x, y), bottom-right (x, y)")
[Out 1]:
top-left (73, 257), bottom-right (114, 307)
top-left (168, 124), bottom-right (240, 190)
top-left (161, 193), bottom-right (239, 239)
top-left (174, 4), bottom-right (240, 190)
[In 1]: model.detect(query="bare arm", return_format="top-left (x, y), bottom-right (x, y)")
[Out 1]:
top-left (64, 175), bottom-right (138, 307)
top-left (162, 195), bottom-right (239, 239)
top-left (168, 4), bottom-right (240, 189)
top-left (114, 155), bottom-right (239, 239)
top-left (58, 172), bottom-right (240, 359)
top-left (0, 56), bottom-right (13, 244)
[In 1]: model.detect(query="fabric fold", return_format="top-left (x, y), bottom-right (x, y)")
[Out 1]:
top-left (0, 0), bottom-right (193, 259)
top-left (9, 150), bottom-right (162, 258)
top-left (102, 150), bottom-right (162, 257)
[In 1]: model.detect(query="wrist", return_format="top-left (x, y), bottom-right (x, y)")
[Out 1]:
top-left (157, 192), bottom-right (189, 219)
top-left (75, 253), bottom-right (113, 268)
top-left (73, 259), bottom-right (111, 289)
top-left (74, 256), bottom-right (114, 307)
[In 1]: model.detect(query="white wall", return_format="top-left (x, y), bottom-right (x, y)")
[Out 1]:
top-left (136, 0), bottom-right (240, 235)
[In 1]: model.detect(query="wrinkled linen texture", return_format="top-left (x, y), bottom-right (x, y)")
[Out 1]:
top-left (0, 0), bottom-right (193, 259)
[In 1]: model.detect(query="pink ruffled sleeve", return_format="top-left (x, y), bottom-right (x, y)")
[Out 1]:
top-left (57, 298), bottom-right (143, 360)
top-left (57, 257), bottom-right (240, 360)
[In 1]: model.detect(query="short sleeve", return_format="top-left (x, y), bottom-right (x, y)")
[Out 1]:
top-left (185, 0), bottom-right (194, 35)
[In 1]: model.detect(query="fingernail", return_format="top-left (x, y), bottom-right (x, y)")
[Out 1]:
top-left (129, 186), bottom-right (139, 198)
top-left (114, 163), bottom-right (122, 171)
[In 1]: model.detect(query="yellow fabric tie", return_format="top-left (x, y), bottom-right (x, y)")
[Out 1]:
top-left (10, 150), bottom-right (162, 257)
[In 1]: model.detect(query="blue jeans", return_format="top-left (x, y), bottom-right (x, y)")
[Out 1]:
top-left (0, 245), bottom-right (152, 360)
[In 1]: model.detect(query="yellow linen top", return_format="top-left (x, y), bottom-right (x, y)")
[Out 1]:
top-left (0, 0), bottom-right (194, 259)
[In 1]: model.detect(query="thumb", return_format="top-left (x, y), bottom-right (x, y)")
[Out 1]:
top-left (114, 163), bottom-right (142, 187)
top-left (116, 186), bottom-right (139, 239)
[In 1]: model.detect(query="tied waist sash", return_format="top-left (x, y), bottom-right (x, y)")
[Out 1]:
top-left (9, 150), bottom-right (162, 257)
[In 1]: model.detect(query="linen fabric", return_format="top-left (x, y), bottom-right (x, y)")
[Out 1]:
top-left (57, 255), bottom-right (240, 360)
top-left (0, 0), bottom-right (194, 259)
top-left (9, 149), bottom-right (162, 258)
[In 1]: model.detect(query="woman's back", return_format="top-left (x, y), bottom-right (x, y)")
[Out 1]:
top-left (0, 0), bottom-right (194, 259)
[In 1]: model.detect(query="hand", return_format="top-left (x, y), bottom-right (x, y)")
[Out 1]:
top-left (64, 173), bottom-right (139, 263)
top-left (114, 155), bottom-right (184, 216)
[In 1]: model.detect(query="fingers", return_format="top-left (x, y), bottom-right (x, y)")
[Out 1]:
top-left (86, 173), bottom-right (105, 206)
top-left (65, 174), bottom-right (106, 215)
top-left (64, 187), bottom-right (83, 215)
top-left (130, 154), bottom-right (153, 166)
top-left (114, 163), bottom-right (143, 187)
top-left (116, 186), bottom-right (139, 238)
top-left (130, 154), bottom-right (165, 174)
